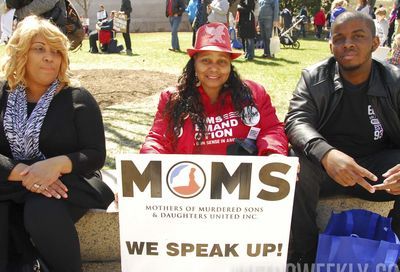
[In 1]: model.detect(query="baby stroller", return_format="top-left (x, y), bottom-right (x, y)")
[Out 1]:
top-left (279, 15), bottom-right (305, 49)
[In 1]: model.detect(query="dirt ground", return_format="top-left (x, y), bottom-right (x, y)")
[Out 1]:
top-left (73, 69), bottom-right (178, 109)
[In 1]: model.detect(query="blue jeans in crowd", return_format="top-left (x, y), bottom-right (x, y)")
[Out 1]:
top-left (259, 18), bottom-right (273, 57)
top-left (244, 38), bottom-right (255, 60)
top-left (169, 15), bottom-right (182, 50)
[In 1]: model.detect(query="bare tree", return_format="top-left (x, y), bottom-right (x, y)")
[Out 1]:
top-left (73, 0), bottom-right (92, 18)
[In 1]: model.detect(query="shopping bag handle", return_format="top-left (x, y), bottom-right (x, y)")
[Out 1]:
top-left (273, 27), bottom-right (279, 37)
top-left (346, 210), bottom-right (379, 238)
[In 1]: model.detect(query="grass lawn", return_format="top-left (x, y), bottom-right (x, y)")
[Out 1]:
top-left (0, 31), bottom-right (332, 168)
top-left (64, 31), bottom-right (331, 118)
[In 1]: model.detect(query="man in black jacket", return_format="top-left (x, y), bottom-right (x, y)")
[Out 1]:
top-left (120, 0), bottom-right (132, 55)
top-left (285, 11), bottom-right (400, 268)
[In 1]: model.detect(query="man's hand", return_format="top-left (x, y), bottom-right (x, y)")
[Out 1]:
top-left (373, 164), bottom-right (400, 195)
top-left (321, 149), bottom-right (377, 193)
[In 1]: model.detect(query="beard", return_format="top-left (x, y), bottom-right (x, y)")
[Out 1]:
top-left (337, 49), bottom-right (373, 72)
top-left (339, 63), bottom-right (362, 72)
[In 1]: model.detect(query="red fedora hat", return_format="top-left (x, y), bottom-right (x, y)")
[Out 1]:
top-left (187, 22), bottom-right (242, 59)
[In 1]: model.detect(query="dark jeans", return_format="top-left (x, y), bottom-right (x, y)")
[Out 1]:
top-left (315, 25), bottom-right (323, 39)
top-left (289, 148), bottom-right (400, 262)
top-left (122, 18), bottom-right (132, 51)
top-left (388, 21), bottom-right (395, 48)
top-left (300, 22), bottom-right (306, 38)
top-left (259, 18), bottom-right (272, 56)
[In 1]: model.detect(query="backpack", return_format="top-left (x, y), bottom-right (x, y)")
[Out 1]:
top-left (64, 0), bottom-right (84, 51)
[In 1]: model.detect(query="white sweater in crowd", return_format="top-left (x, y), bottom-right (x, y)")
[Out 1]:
top-left (208, 0), bottom-right (230, 24)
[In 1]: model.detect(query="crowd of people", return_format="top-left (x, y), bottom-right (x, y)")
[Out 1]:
top-left (1, 1), bottom-right (400, 272)
top-left (163, 0), bottom-right (400, 64)
top-left (2, 0), bottom-right (400, 63)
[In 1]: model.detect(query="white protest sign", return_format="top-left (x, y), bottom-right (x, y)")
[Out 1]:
top-left (117, 154), bottom-right (298, 272)
top-left (113, 13), bottom-right (128, 33)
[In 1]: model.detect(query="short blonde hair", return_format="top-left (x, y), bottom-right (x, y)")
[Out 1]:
top-left (2, 15), bottom-right (71, 90)
top-left (331, 0), bottom-right (347, 11)
top-left (375, 7), bottom-right (387, 16)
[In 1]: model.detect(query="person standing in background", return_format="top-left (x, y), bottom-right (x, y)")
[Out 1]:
top-left (120, 0), bottom-right (133, 55)
top-left (325, 10), bottom-right (332, 39)
top-left (165, 0), bottom-right (186, 52)
top-left (97, 4), bottom-right (108, 22)
top-left (356, 0), bottom-right (371, 16)
top-left (314, 7), bottom-right (326, 39)
top-left (192, 0), bottom-right (211, 46)
top-left (280, 7), bottom-right (292, 31)
top-left (374, 7), bottom-right (389, 46)
top-left (186, 0), bottom-right (198, 26)
top-left (236, 0), bottom-right (256, 60)
top-left (330, 0), bottom-right (347, 24)
top-left (299, 6), bottom-right (308, 38)
top-left (387, 4), bottom-right (397, 47)
top-left (258, 0), bottom-right (279, 58)
top-left (207, 0), bottom-right (230, 25)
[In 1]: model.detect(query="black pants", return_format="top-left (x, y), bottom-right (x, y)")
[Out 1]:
top-left (89, 30), bottom-right (100, 53)
top-left (315, 25), bottom-right (323, 39)
top-left (27, 195), bottom-right (87, 272)
top-left (300, 22), bottom-right (306, 38)
top-left (0, 195), bottom-right (86, 272)
top-left (192, 28), bottom-right (197, 47)
top-left (122, 18), bottom-right (132, 51)
top-left (388, 21), bottom-right (395, 48)
top-left (289, 149), bottom-right (400, 262)
top-left (0, 172), bottom-right (114, 272)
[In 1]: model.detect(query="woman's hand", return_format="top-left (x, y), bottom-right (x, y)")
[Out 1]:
top-left (40, 179), bottom-right (69, 199)
top-left (20, 156), bottom-right (72, 193)
top-left (8, 163), bottom-right (29, 181)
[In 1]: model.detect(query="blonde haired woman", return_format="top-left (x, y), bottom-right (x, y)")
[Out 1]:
top-left (330, 0), bottom-right (347, 23)
top-left (0, 16), bottom-right (114, 271)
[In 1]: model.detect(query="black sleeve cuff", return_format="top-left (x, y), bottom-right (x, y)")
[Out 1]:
top-left (305, 138), bottom-right (335, 165)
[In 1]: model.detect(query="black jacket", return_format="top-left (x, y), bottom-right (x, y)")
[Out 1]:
top-left (285, 57), bottom-right (400, 165)
top-left (98, 18), bottom-right (113, 31)
top-left (121, 0), bottom-right (132, 18)
top-left (237, 0), bottom-right (256, 39)
top-left (165, 0), bottom-right (186, 17)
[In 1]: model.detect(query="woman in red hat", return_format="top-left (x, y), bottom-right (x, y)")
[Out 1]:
top-left (140, 22), bottom-right (287, 156)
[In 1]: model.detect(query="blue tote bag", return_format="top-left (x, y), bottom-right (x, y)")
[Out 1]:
top-left (316, 209), bottom-right (400, 272)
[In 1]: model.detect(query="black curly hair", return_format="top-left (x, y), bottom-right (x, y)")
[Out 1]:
top-left (164, 57), bottom-right (257, 146)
